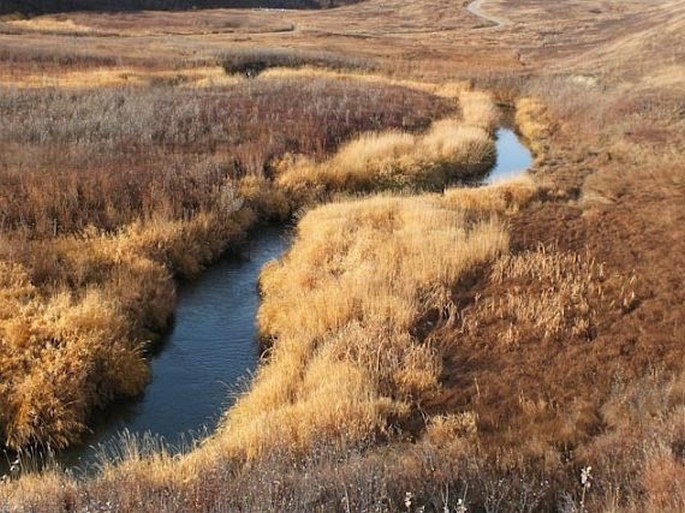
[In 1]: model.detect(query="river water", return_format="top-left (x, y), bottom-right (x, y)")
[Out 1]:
top-left (1, 128), bottom-right (531, 476)
top-left (485, 128), bottom-right (533, 184)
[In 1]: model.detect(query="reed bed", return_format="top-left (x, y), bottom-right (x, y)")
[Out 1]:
top-left (0, 76), bottom-right (449, 449)
top-left (275, 93), bottom-right (499, 202)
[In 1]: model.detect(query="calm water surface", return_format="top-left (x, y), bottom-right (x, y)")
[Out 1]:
top-left (485, 128), bottom-right (533, 183)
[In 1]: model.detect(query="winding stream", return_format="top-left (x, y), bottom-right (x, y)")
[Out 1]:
top-left (2, 128), bottom-right (531, 476)
top-left (2, 226), bottom-right (290, 475)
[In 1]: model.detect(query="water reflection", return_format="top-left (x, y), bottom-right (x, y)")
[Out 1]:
top-left (485, 128), bottom-right (533, 183)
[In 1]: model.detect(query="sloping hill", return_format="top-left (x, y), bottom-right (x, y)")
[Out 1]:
top-left (0, 0), bottom-right (360, 16)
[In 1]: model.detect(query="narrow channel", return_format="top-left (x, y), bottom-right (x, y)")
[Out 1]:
top-left (2, 128), bottom-right (532, 477)
top-left (87, 225), bottom-right (290, 449)
top-left (485, 128), bottom-right (533, 183)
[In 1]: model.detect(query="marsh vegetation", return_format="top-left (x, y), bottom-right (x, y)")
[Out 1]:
top-left (1, 0), bottom-right (684, 511)
top-left (0, 61), bottom-right (493, 451)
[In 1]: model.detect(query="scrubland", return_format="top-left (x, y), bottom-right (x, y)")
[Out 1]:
top-left (1, 0), bottom-right (684, 511)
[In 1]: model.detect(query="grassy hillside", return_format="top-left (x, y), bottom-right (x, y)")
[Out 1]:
top-left (0, 0), bottom-right (360, 16)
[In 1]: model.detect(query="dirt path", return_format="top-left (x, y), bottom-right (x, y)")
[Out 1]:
top-left (466, 0), bottom-right (509, 27)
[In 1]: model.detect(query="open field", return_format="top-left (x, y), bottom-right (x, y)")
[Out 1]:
top-left (0, 0), bottom-right (684, 511)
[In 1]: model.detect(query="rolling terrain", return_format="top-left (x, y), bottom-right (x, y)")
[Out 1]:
top-left (0, 0), bottom-right (683, 511)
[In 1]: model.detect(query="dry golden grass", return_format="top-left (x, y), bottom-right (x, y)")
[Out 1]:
top-left (0, 176), bottom-right (537, 509)
top-left (3, 65), bottom-right (244, 89)
top-left (442, 175), bottom-right (538, 215)
top-left (515, 97), bottom-right (554, 159)
top-left (0, 469), bottom-right (75, 510)
top-left (259, 67), bottom-right (472, 97)
top-left (7, 17), bottom-right (94, 34)
top-left (0, 194), bottom-right (259, 448)
top-left (1, 0), bottom-right (683, 510)
top-left (1, 287), bottom-right (147, 447)
top-left (203, 192), bottom-right (509, 460)
top-left (463, 245), bottom-right (636, 346)
top-left (418, 120), bottom-right (495, 172)
top-left (4, 7), bottom-right (299, 37)
top-left (425, 411), bottom-right (478, 442)
top-left (276, 94), bottom-right (497, 201)
top-left (459, 90), bottom-right (500, 130)
top-left (257, 68), bottom-right (482, 112)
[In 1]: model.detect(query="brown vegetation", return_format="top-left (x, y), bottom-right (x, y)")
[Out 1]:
top-left (0, 0), bottom-right (684, 510)
top-left (276, 120), bottom-right (495, 202)
top-left (0, 73), bottom-right (457, 449)
top-left (0, 177), bottom-right (541, 512)
top-left (0, 78), bottom-right (448, 235)
top-left (274, 89), bottom-right (499, 203)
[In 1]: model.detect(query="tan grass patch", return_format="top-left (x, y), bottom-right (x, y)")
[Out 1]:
top-left (515, 97), bottom-right (554, 158)
top-left (259, 66), bottom-right (440, 95)
top-left (3, 66), bottom-right (244, 89)
top-left (462, 246), bottom-right (617, 345)
top-left (187, 193), bottom-right (510, 460)
top-left (276, 107), bottom-right (496, 200)
top-left (8, 18), bottom-right (94, 34)
top-left (442, 175), bottom-right (538, 215)
top-left (459, 90), bottom-right (500, 130)
top-left (260, 67), bottom-right (474, 101)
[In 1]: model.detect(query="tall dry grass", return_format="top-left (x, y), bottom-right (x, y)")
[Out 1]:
top-left (0, 79), bottom-right (447, 236)
top-left (0, 176), bottom-right (546, 511)
top-left (200, 192), bottom-right (509, 460)
top-left (258, 65), bottom-right (473, 98)
top-left (0, 75), bottom-right (449, 449)
top-left (442, 174), bottom-right (538, 215)
top-left (2, 65), bottom-right (248, 89)
top-left (0, 193), bottom-right (257, 449)
top-left (2, 46), bottom-right (374, 89)
top-left (0, 0), bottom-right (682, 509)
top-left (515, 96), bottom-right (554, 160)
top-left (462, 244), bottom-right (637, 347)
top-left (275, 91), bottom-right (499, 201)
top-left (459, 90), bottom-right (500, 130)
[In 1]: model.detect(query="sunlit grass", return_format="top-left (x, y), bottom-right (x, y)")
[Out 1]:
top-left (207, 192), bottom-right (510, 459)
top-left (276, 91), bottom-right (498, 200)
